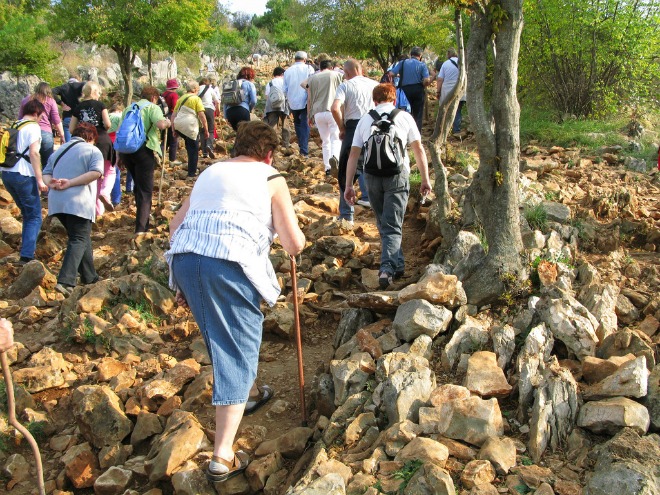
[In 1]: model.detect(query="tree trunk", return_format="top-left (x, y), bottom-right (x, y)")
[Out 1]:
top-left (114, 45), bottom-right (135, 106)
top-left (426, 9), bottom-right (466, 245)
top-left (148, 45), bottom-right (153, 87)
top-left (461, 0), bottom-right (526, 306)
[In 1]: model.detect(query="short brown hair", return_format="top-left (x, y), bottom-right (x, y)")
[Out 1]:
top-left (233, 121), bottom-right (278, 161)
top-left (22, 99), bottom-right (46, 117)
top-left (238, 67), bottom-right (256, 81)
top-left (373, 83), bottom-right (396, 104)
top-left (141, 86), bottom-right (160, 101)
top-left (72, 121), bottom-right (98, 143)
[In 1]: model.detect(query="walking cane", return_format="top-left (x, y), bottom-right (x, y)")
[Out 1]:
top-left (157, 130), bottom-right (168, 206)
top-left (289, 254), bottom-right (307, 427)
top-left (1, 351), bottom-right (46, 495)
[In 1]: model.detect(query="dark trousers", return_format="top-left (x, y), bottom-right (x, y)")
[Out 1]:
top-left (182, 134), bottom-right (199, 177)
top-left (163, 115), bottom-right (179, 162)
top-left (401, 84), bottom-right (426, 131)
top-left (225, 106), bottom-right (251, 131)
top-left (264, 111), bottom-right (291, 147)
top-left (291, 108), bottom-right (310, 156)
top-left (120, 144), bottom-right (156, 233)
top-left (198, 108), bottom-right (215, 154)
top-left (55, 213), bottom-right (98, 287)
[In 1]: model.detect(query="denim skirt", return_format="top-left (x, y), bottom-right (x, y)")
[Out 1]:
top-left (172, 253), bottom-right (263, 405)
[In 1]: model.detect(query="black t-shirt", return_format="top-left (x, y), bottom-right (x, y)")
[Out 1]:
top-left (53, 82), bottom-right (85, 118)
top-left (72, 99), bottom-right (107, 134)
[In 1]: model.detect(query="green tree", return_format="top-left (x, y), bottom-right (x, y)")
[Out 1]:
top-left (52, 0), bottom-right (213, 104)
top-left (0, 2), bottom-right (57, 79)
top-left (520, 0), bottom-right (660, 117)
top-left (307, 0), bottom-right (451, 70)
top-left (252, 0), bottom-right (314, 52)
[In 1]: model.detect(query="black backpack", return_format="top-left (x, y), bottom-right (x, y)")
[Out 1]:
top-left (362, 109), bottom-right (405, 177)
top-left (222, 78), bottom-right (245, 107)
top-left (0, 120), bottom-right (38, 168)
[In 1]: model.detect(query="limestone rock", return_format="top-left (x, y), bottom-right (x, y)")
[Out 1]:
top-left (394, 437), bottom-right (449, 467)
top-left (61, 442), bottom-right (101, 489)
top-left (616, 294), bottom-right (640, 325)
top-left (441, 317), bottom-right (489, 371)
top-left (429, 384), bottom-right (471, 407)
top-left (130, 411), bottom-right (163, 445)
top-left (642, 365), bottom-right (660, 431)
top-left (582, 355), bottom-right (636, 384)
top-left (171, 463), bottom-right (215, 495)
top-left (93, 466), bottom-right (133, 495)
top-left (3, 454), bottom-right (30, 483)
top-left (444, 232), bottom-right (482, 268)
top-left (597, 329), bottom-right (655, 370)
top-left (536, 293), bottom-right (599, 360)
top-left (379, 367), bottom-right (435, 425)
top-left (347, 292), bottom-right (400, 312)
top-left (143, 410), bottom-right (207, 482)
top-left (580, 283), bottom-right (619, 341)
top-left (517, 323), bottom-right (554, 422)
top-left (138, 358), bottom-right (200, 405)
top-left (316, 459), bottom-right (352, 486)
top-left (398, 273), bottom-right (467, 308)
top-left (542, 201), bottom-right (571, 223)
top-left (98, 444), bottom-right (133, 469)
top-left (71, 385), bottom-right (132, 449)
top-left (331, 352), bottom-right (375, 406)
top-left (464, 351), bottom-right (512, 398)
top-left (528, 358), bottom-right (579, 462)
top-left (419, 396), bottom-right (503, 446)
top-left (491, 324), bottom-right (516, 369)
top-left (288, 472), bottom-right (346, 495)
top-left (585, 428), bottom-right (660, 495)
top-left (577, 397), bottom-right (650, 435)
top-left (246, 452), bottom-right (284, 492)
top-left (6, 260), bottom-right (56, 300)
top-left (477, 436), bottom-right (517, 474)
top-left (460, 459), bottom-right (496, 489)
top-left (392, 299), bottom-right (452, 343)
top-left (583, 356), bottom-right (649, 400)
top-left (255, 427), bottom-right (313, 458)
top-left (403, 463), bottom-right (455, 495)
top-left (263, 302), bottom-right (295, 338)
top-left (96, 358), bottom-right (129, 382)
top-left (334, 309), bottom-right (375, 349)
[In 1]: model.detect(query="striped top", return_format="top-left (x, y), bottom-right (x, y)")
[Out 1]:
top-left (165, 161), bottom-right (282, 305)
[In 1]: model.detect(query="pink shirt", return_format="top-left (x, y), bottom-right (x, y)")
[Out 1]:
top-left (18, 95), bottom-right (61, 133)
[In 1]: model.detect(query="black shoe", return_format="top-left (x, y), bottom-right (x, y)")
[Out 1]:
top-left (207, 146), bottom-right (216, 159)
top-left (378, 271), bottom-right (393, 290)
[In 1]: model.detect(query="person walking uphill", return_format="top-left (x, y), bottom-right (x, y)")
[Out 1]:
top-left (53, 76), bottom-right (85, 143)
top-left (223, 67), bottom-right (257, 131)
top-left (437, 48), bottom-right (466, 134)
top-left (264, 67), bottom-right (291, 149)
top-left (344, 83), bottom-right (432, 289)
top-left (43, 122), bottom-right (104, 296)
top-left (1, 99), bottom-right (47, 264)
top-left (306, 59), bottom-right (344, 176)
top-left (117, 86), bottom-right (171, 234)
top-left (161, 79), bottom-right (180, 163)
top-left (18, 82), bottom-right (65, 167)
top-left (165, 120), bottom-right (305, 483)
top-left (172, 80), bottom-right (209, 178)
top-left (284, 51), bottom-right (315, 158)
top-left (388, 47), bottom-right (432, 131)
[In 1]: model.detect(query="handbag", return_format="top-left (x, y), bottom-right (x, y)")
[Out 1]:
top-left (173, 95), bottom-right (200, 140)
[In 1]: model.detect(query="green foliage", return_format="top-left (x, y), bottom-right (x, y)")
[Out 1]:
top-left (530, 252), bottom-right (573, 270)
top-left (26, 421), bottom-right (46, 445)
top-left (409, 169), bottom-right (421, 200)
top-left (523, 203), bottom-right (548, 231)
top-left (521, 455), bottom-right (534, 466)
top-left (0, 3), bottom-right (57, 78)
top-left (253, 0), bottom-right (315, 52)
top-left (544, 191), bottom-right (560, 202)
top-left (392, 459), bottom-right (423, 490)
top-left (520, 0), bottom-right (660, 117)
top-left (118, 296), bottom-right (161, 326)
top-left (305, 0), bottom-right (452, 71)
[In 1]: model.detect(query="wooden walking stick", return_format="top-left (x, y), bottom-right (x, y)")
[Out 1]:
top-left (158, 130), bottom-right (168, 206)
top-left (290, 255), bottom-right (307, 426)
top-left (1, 351), bottom-right (46, 495)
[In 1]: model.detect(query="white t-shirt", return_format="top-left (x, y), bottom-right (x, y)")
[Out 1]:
top-left (438, 57), bottom-right (466, 103)
top-left (334, 76), bottom-right (379, 121)
top-left (352, 102), bottom-right (420, 173)
top-left (199, 85), bottom-right (220, 110)
top-left (4, 120), bottom-right (41, 177)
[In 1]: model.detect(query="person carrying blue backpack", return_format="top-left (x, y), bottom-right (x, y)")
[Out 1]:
top-left (115, 86), bottom-right (171, 234)
top-left (387, 47), bottom-right (432, 132)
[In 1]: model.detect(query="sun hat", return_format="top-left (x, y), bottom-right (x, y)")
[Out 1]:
top-left (166, 79), bottom-right (179, 90)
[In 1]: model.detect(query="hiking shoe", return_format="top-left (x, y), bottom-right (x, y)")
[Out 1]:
top-left (394, 270), bottom-right (405, 280)
top-left (334, 217), bottom-right (354, 227)
top-left (55, 283), bottom-right (73, 296)
top-left (207, 146), bottom-right (216, 159)
top-left (99, 195), bottom-right (114, 212)
top-left (171, 160), bottom-right (183, 165)
top-left (356, 199), bottom-right (371, 208)
top-left (378, 271), bottom-right (393, 290)
top-left (329, 156), bottom-right (339, 177)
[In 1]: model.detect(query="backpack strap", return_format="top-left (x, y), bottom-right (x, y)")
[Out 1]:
top-left (449, 59), bottom-right (459, 69)
top-left (13, 120), bottom-right (39, 163)
top-left (51, 139), bottom-right (84, 170)
top-left (199, 85), bottom-right (210, 98)
top-left (368, 109), bottom-right (381, 123)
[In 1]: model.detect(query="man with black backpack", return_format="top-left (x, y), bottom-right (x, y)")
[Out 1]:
top-left (388, 47), bottom-right (432, 132)
top-left (344, 83), bottom-right (431, 290)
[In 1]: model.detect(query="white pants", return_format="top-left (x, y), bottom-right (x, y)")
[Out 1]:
top-left (314, 111), bottom-right (341, 170)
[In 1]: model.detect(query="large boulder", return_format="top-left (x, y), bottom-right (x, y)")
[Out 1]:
top-left (464, 351), bottom-right (512, 398)
top-left (378, 367), bottom-right (435, 425)
top-left (398, 272), bottom-right (467, 308)
top-left (578, 397), bottom-right (650, 435)
top-left (5, 260), bottom-right (56, 300)
top-left (71, 385), bottom-right (132, 449)
top-left (393, 299), bottom-right (452, 342)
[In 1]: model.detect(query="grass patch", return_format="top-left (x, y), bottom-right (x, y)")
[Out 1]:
top-left (26, 421), bottom-right (46, 445)
top-left (392, 459), bottom-right (423, 491)
top-left (523, 203), bottom-right (548, 231)
top-left (141, 256), bottom-right (170, 288)
top-left (409, 169), bottom-right (422, 200)
top-left (116, 296), bottom-right (162, 326)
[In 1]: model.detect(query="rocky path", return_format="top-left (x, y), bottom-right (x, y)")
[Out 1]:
top-left (0, 95), bottom-right (659, 495)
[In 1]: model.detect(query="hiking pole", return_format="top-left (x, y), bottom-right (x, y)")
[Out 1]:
top-left (1, 351), bottom-right (46, 495)
top-left (289, 254), bottom-right (307, 427)
top-left (158, 130), bottom-right (168, 206)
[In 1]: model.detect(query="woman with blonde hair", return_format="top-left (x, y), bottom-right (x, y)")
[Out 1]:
top-left (69, 81), bottom-right (114, 214)
top-left (18, 82), bottom-right (65, 166)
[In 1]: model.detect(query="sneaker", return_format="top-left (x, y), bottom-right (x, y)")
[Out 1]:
top-left (328, 156), bottom-right (339, 177)
top-left (171, 160), bottom-right (183, 165)
top-left (334, 216), bottom-right (354, 227)
top-left (207, 146), bottom-right (216, 159)
top-left (325, 169), bottom-right (332, 177)
top-left (378, 271), bottom-right (393, 290)
top-left (99, 195), bottom-right (114, 212)
top-left (356, 199), bottom-right (371, 208)
top-left (55, 283), bottom-right (73, 296)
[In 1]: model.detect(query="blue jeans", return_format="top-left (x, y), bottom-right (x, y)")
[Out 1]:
top-left (1, 172), bottom-right (42, 259)
top-left (291, 108), bottom-right (310, 156)
top-left (54, 213), bottom-right (98, 287)
top-left (365, 169), bottom-right (409, 276)
top-left (172, 254), bottom-right (262, 405)
top-left (111, 165), bottom-right (122, 205)
top-left (40, 131), bottom-right (54, 168)
top-left (62, 116), bottom-right (72, 142)
top-left (453, 101), bottom-right (465, 133)
top-left (125, 170), bottom-right (134, 193)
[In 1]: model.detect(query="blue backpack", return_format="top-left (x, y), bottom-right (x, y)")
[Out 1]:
top-left (114, 102), bottom-right (148, 153)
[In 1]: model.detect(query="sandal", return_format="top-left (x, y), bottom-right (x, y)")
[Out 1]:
top-left (206, 450), bottom-right (250, 482)
top-left (244, 385), bottom-right (273, 415)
